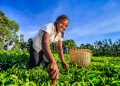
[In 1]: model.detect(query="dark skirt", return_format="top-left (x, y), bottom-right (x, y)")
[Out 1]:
top-left (29, 41), bottom-right (49, 68)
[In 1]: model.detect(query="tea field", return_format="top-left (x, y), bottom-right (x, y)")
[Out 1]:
top-left (0, 50), bottom-right (120, 86)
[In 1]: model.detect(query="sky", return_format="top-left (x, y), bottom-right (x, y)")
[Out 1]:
top-left (0, 0), bottom-right (120, 46)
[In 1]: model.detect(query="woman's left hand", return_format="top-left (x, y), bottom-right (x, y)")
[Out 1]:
top-left (61, 61), bottom-right (69, 71)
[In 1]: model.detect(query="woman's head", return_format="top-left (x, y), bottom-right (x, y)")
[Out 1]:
top-left (54, 15), bottom-right (69, 32)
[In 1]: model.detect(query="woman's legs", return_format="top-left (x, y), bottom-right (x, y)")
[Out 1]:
top-left (29, 41), bottom-right (43, 68)
top-left (29, 41), bottom-right (50, 68)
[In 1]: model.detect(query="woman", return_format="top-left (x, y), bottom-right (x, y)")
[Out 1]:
top-left (29, 15), bottom-right (69, 80)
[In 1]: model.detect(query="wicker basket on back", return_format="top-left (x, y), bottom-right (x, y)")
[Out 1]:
top-left (70, 49), bottom-right (92, 67)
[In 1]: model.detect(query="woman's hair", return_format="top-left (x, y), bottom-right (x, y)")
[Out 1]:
top-left (55, 15), bottom-right (69, 23)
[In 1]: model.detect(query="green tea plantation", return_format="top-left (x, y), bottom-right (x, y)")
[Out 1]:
top-left (0, 50), bottom-right (120, 86)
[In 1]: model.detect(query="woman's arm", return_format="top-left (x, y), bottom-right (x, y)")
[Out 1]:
top-left (42, 31), bottom-right (59, 80)
top-left (58, 40), bottom-right (65, 62)
top-left (42, 31), bottom-right (55, 63)
top-left (58, 40), bottom-right (69, 70)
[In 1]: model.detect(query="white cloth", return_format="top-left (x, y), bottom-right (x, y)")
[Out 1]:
top-left (32, 23), bottom-right (63, 53)
top-left (6, 44), bottom-right (13, 50)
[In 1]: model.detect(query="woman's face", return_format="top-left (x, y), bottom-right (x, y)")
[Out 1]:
top-left (56, 19), bottom-right (69, 32)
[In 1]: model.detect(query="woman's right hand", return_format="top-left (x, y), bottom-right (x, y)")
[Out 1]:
top-left (48, 61), bottom-right (59, 80)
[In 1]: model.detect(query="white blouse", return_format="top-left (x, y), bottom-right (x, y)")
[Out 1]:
top-left (32, 23), bottom-right (63, 53)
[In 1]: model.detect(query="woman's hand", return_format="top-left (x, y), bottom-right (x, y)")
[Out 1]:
top-left (48, 61), bottom-right (59, 80)
top-left (61, 60), bottom-right (69, 71)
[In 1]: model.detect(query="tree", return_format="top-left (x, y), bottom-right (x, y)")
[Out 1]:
top-left (63, 39), bottom-right (77, 53)
top-left (49, 39), bottom-right (77, 53)
top-left (0, 10), bottom-right (19, 49)
top-left (80, 43), bottom-right (95, 55)
top-left (0, 11), bottom-right (19, 38)
top-left (20, 34), bottom-right (24, 42)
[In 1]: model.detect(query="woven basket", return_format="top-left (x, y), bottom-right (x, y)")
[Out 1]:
top-left (70, 49), bottom-right (92, 67)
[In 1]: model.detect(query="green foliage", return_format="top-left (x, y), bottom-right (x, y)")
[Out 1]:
top-left (63, 39), bottom-right (77, 49)
top-left (50, 39), bottom-right (77, 54)
top-left (50, 42), bottom-right (58, 53)
top-left (0, 10), bottom-right (19, 49)
top-left (0, 38), bottom-right (4, 50)
top-left (80, 38), bottom-right (120, 57)
top-left (0, 11), bottom-right (19, 39)
top-left (0, 50), bottom-right (120, 86)
top-left (20, 34), bottom-right (24, 42)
